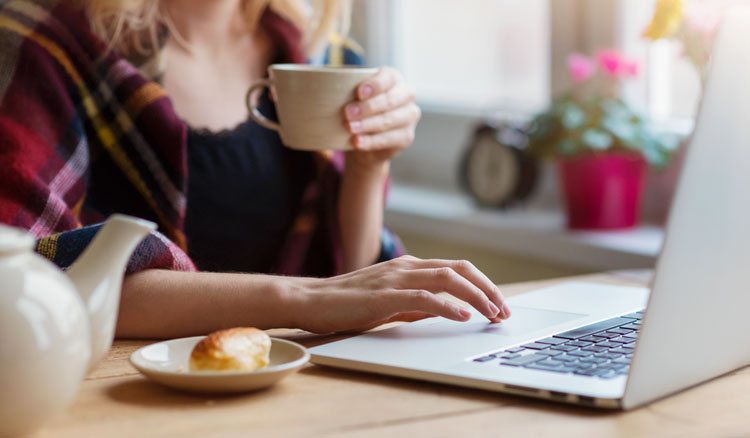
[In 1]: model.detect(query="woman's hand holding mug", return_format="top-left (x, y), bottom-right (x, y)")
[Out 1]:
top-left (247, 64), bottom-right (420, 163)
top-left (344, 67), bottom-right (422, 166)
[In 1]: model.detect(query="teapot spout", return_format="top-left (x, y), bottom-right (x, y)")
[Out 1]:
top-left (66, 215), bottom-right (156, 370)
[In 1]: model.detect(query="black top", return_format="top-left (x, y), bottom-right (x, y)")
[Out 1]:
top-left (184, 94), bottom-right (315, 273)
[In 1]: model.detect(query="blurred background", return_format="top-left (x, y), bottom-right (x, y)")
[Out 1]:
top-left (346, 0), bottom-right (729, 284)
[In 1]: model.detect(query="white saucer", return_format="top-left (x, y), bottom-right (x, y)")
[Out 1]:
top-left (129, 336), bottom-right (310, 394)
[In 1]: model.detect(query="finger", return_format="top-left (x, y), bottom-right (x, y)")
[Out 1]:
top-left (400, 258), bottom-right (510, 319)
top-left (348, 104), bottom-right (420, 135)
top-left (400, 268), bottom-right (500, 320)
top-left (442, 260), bottom-right (509, 319)
top-left (357, 67), bottom-right (399, 100)
top-left (392, 254), bottom-right (420, 264)
top-left (384, 311), bottom-right (436, 324)
top-left (381, 290), bottom-right (471, 322)
top-left (345, 85), bottom-right (416, 121)
top-left (447, 260), bottom-right (509, 319)
top-left (353, 126), bottom-right (416, 151)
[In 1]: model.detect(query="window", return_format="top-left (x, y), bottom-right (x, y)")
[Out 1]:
top-left (356, 0), bottom-right (706, 121)
top-left (396, 0), bottom-right (550, 113)
top-left (356, 0), bottom-right (550, 115)
top-left (350, 0), bottom-right (708, 192)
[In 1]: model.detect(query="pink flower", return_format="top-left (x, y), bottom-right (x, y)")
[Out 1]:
top-left (567, 53), bottom-right (595, 83)
top-left (596, 49), bottom-right (625, 77)
top-left (622, 58), bottom-right (641, 77)
top-left (594, 49), bottom-right (641, 79)
top-left (683, 1), bottom-right (732, 37)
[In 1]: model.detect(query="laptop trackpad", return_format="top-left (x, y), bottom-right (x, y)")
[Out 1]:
top-left (479, 306), bottom-right (586, 337)
top-left (422, 305), bottom-right (587, 338)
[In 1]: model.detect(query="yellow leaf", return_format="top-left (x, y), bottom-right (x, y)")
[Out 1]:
top-left (643, 0), bottom-right (684, 40)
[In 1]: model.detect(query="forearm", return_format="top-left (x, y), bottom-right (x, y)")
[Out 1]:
top-left (116, 269), bottom-right (305, 339)
top-left (338, 159), bottom-right (390, 272)
top-left (116, 257), bottom-right (510, 338)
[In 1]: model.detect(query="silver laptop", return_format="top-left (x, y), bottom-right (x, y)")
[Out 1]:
top-left (309, 10), bottom-right (750, 409)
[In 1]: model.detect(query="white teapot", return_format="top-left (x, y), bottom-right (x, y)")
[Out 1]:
top-left (0, 215), bottom-right (156, 436)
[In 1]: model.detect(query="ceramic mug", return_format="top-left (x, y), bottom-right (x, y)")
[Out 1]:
top-left (246, 64), bottom-right (378, 151)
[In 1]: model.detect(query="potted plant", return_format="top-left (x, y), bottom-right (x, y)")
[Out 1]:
top-left (527, 50), bottom-right (678, 230)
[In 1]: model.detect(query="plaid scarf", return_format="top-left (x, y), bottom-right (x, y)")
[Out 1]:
top-left (0, 0), bottom-right (403, 276)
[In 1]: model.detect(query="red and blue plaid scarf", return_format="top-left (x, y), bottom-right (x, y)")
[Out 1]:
top-left (0, 0), bottom-right (403, 276)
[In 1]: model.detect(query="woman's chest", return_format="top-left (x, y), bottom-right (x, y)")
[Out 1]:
top-left (183, 119), bottom-right (316, 272)
top-left (161, 32), bottom-right (273, 131)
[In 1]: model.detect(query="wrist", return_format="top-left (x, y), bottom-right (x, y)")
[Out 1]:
top-left (344, 154), bottom-right (391, 179)
top-left (272, 276), bottom-right (319, 330)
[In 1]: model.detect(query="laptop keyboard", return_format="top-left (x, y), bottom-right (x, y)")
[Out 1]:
top-left (472, 310), bottom-right (644, 379)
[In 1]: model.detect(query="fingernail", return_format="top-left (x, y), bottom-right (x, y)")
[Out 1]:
top-left (349, 121), bottom-right (362, 134)
top-left (488, 302), bottom-right (500, 317)
top-left (360, 85), bottom-right (373, 99)
top-left (346, 104), bottom-right (360, 119)
top-left (502, 303), bottom-right (511, 319)
top-left (458, 308), bottom-right (472, 320)
top-left (355, 135), bottom-right (368, 149)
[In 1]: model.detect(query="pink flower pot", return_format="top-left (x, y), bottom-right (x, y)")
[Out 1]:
top-left (558, 153), bottom-right (647, 230)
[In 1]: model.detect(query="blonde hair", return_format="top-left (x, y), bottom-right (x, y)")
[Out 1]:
top-left (79, 0), bottom-right (351, 59)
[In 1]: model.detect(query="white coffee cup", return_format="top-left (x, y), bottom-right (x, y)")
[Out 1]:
top-left (247, 64), bottom-right (378, 151)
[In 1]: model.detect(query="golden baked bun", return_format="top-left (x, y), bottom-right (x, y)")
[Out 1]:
top-left (189, 327), bottom-right (271, 372)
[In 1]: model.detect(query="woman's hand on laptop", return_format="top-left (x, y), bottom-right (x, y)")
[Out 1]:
top-left (285, 255), bottom-right (511, 334)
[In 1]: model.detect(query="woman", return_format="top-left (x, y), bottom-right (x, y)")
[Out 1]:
top-left (0, 0), bottom-right (510, 338)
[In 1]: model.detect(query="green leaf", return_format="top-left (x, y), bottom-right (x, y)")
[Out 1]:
top-left (525, 90), bottom-right (684, 167)
top-left (561, 103), bottom-right (587, 130)
top-left (557, 139), bottom-right (578, 155)
top-left (661, 134), bottom-right (682, 151)
top-left (581, 129), bottom-right (613, 150)
top-left (603, 116), bottom-right (638, 144)
top-left (643, 147), bottom-right (666, 168)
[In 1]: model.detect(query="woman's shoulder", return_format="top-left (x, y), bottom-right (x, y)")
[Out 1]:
top-left (1, 0), bottom-right (90, 39)
top-left (0, 0), bottom-right (108, 72)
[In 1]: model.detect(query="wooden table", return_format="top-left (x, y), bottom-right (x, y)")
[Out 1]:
top-left (36, 272), bottom-right (750, 437)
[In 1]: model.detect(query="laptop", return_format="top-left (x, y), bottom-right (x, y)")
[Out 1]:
top-left (309, 10), bottom-right (750, 409)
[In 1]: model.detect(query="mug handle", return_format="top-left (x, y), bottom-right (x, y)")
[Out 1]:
top-left (246, 79), bottom-right (281, 132)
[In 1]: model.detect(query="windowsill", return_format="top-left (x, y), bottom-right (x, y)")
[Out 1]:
top-left (385, 185), bottom-right (664, 271)
top-left (415, 101), bottom-right (696, 137)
